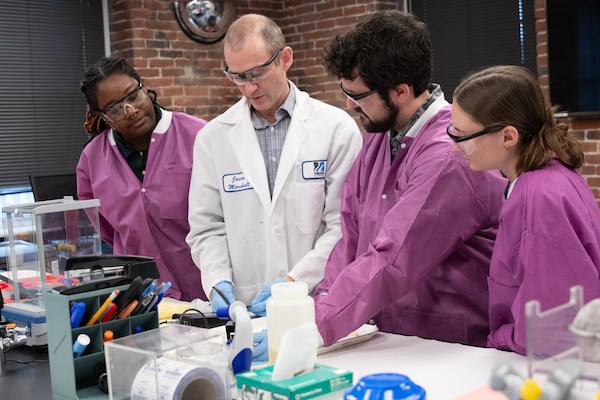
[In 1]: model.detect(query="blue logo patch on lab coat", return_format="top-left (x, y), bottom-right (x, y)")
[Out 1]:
top-left (302, 160), bottom-right (327, 179)
top-left (223, 172), bottom-right (253, 192)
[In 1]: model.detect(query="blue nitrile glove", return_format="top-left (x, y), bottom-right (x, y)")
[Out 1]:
top-left (249, 277), bottom-right (286, 316)
top-left (252, 329), bottom-right (268, 364)
top-left (210, 281), bottom-right (235, 313)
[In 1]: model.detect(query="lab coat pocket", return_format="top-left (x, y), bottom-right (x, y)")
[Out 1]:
top-left (295, 181), bottom-right (325, 234)
top-left (487, 276), bottom-right (519, 329)
top-left (159, 170), bottom-right (191, 219)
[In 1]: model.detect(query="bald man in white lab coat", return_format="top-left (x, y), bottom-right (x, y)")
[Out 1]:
top-left (186, 14), bottom-right (361, 315)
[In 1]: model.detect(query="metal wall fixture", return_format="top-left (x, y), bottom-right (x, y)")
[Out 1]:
top-left (172, 1), bottom-right (237, 44)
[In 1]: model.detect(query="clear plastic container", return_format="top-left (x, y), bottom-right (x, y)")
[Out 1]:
top-left (266, 281), bottom-right (315, 364)
top-left (104, 324), bottom-right (231, 400)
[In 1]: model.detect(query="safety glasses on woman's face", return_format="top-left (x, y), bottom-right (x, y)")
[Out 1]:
top-left (446, 123), bottom-right (505, 143)
top-left (340, 81), bottom-right (377, 109)
top-left (447, 123), bottom-right (505, 155)
top-left (100, 82), bottom-right (146, 123)
top-left (223, 49), bottom-right (283, 85)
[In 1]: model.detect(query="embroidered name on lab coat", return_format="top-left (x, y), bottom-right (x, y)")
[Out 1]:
top-left (222, 172), bottom-right (253, 192)
top-left (302, 160), bottom-right (327, 180)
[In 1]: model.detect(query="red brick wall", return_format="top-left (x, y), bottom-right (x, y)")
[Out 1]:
top-left (107, 0), bottom-right (600, 203)
top-left (107, 0), bottom-right (402, 119)
top-left (570, 117), bottom-right (600, 202)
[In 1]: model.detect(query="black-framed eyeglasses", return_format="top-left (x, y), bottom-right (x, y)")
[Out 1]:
top-left (446, 123), bottom-right (505, 143)
top-left (223, 48), bottom-right (283, 85)
top-left (339, 81), bottom-right (378, 102)
top-left (99, 82), bottom-right (146, 123)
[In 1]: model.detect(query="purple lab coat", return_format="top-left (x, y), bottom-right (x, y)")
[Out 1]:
top-left (76, 110), bottom-right (208, 301)
top-left (487, 160), bottom-right (600, 354)
top-left (315, 104), bottom-right (506, 347)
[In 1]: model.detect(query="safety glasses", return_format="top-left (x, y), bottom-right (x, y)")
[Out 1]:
top-left (100, 82), bottom-right (146, 123)
top-left (340, 81), bottom-right (377, 108)
top-left (223, 49), bottom-right (283, 85)
top-left (446, 123), bottom-right (504, 143)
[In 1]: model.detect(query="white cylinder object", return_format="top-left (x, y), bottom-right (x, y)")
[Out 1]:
top-left (266, 281), bottom-right (315, 364)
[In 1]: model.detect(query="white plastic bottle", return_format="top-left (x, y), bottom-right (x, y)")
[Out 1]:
top-left (266, 281), bottom-right (315, 364)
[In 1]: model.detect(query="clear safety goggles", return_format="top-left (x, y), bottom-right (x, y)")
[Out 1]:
top-left (100, 82), bottom-right (146, 123)
top-left (223, 49), bottom-right (282, 86)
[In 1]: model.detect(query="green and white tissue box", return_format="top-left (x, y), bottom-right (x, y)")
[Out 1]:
top-left (237, 363), bottom-right (353, 400)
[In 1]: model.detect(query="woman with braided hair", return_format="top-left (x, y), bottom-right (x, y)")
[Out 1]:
top-left (77, 56), bottom-right (208, 301)
top-left (449, 65), bottom-right (600, 354)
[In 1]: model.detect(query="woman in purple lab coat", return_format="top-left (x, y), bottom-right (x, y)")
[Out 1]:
top-left (77, 57), bottom-right (208, 301)
top-left (450, 65), bottom-right (600, 355)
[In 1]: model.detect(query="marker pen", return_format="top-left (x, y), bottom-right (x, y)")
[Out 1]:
top-left (70, 302), bottom-right (86, 328)
top-left (101, 303), bottom-right (118, 322)
top-left (149, 281), bottom-right (172, 312)
top-left (73, 334), bottom-right (91, 358)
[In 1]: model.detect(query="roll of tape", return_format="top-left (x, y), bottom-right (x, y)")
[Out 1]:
top-left (131, 357), bottom-right (226, 400)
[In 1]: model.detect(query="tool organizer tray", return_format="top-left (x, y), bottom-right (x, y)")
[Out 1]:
top-left (45, 285), bottom-right (158, 399)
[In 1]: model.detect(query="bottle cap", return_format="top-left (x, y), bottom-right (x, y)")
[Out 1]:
top-left (103, 330), bottom-right (114, 342)
top-left (344, 373), bottom-right (426, 400)
top-left (271, 281), bottom-right (308, 299)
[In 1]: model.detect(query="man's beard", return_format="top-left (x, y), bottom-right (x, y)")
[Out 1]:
top-left (359, 98), bottom-right (399, 133)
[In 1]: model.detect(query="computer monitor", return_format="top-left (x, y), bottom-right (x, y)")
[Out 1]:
top-left (29, 173), bottom-right (78, 201)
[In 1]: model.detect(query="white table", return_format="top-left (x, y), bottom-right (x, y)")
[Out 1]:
top-left (317, 331), bottom-right (525, 400)
top-left (160, 301), bottom-right (527, 399)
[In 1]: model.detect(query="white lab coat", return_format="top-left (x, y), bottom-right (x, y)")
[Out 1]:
top-left (187, 82), bottom-right (362, 304)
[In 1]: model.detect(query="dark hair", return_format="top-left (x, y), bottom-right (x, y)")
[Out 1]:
top-left (80, 57), bottom-right (157, 136)
top-left (322, 10), bottom-right (432, 100)
top-left (453, 65), bottom-right (583, 174)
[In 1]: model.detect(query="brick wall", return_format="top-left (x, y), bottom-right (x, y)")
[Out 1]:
top-left (569, 117), bottom-right (600, 202)
top-left (107, 0), bottom-right (402, 119)
top-left (107, 0), bottom-right (600, 202)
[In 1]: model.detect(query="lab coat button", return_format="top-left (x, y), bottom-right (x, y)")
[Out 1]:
top-left (400, 143), bottom-right (407, 149)
top-left (381, 194), bottom-right (387, 200)
top-left (141, 188), bottom-right (146, 193)
top-left (273, 226), bottom-right (281, 233)
top-left (151, 138), bottom-right (156, 143)
top-left (368, 319), bottom-right (375, 325)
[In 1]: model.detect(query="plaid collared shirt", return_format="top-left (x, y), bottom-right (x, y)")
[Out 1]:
top-left (251, 86), bottom-right (296, 196)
